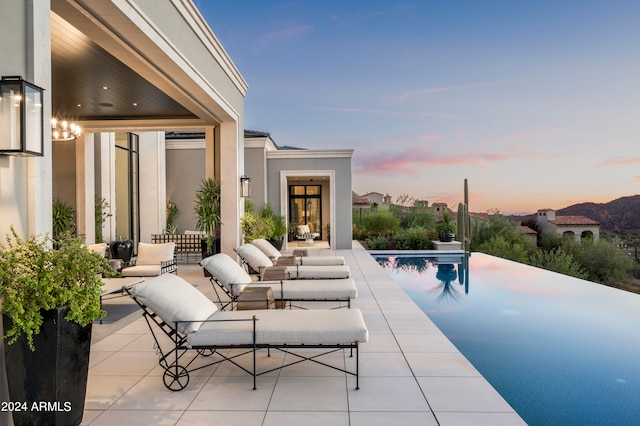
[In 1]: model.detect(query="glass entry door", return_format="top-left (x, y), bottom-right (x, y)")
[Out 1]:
top-left (289, 185), bottom-right (322, 239)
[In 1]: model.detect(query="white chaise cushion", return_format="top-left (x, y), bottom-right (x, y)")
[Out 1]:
top-left (250, 238), bottom-right (282, 260)
top-left (137, 242), bottom-right (175, 265)
top-left (187, 309), bottom-right (368, 347)
top-left (298, 256), bottom-right (345, 266)
top-left (131, 273), bottom-right (217, 334)
top-left (200, 253), bottom-right (252, 295)
top-left (250, 278), bottom-right (358, 300)
top-left (286, 265), bottom-right (351, 279)
top-left (237, 244), bottom-right (274, 270)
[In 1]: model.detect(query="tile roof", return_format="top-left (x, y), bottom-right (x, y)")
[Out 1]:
top-left (549, 216), bottom-right (599, 226)
top-left (520, 225), bottom-right (537, 235)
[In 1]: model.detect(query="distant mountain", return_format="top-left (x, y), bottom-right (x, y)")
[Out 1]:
top-left (557, 195), bottom-right (640, 234)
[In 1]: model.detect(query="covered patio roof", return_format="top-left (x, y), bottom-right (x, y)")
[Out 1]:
top-left (50, 0), bottom-right (248, 132)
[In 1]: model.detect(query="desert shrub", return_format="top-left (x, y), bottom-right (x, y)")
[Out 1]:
top-left (358, 208), bottom-right (400, 237)
top-left (563, 238), bottom-right (634, 284)
top-left (366, 235), bottom-right (391, 250)
top-left (394, 228), bottom-right (433, 250)
top-left (472, 213), bottom-right (535, 256)
top-left (529, 248), bottom-right (588, 279)
top-left (476, 235), bottom-right (530, 263)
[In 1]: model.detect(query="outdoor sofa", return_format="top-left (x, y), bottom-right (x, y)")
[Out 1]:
top-left (127, 273), bottom-right (368, 391)
top-left (236, 244), bottom-right (350, 280)
top-left (200, 253), bottom-right (357, 309)
top-left (250, 238), bottom-right (345, 266)
top-left (121, 242), bottom-right (177, 277)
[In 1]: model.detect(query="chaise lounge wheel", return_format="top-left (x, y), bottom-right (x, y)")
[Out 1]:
top-left (196, 348), bottom-right (216, 357)
top-left (163, 365), bottom-right (189, 391)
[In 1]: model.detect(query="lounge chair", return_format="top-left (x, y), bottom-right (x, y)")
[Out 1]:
top-left (200, 253), bottom-right (357, 310)
top-left (121, 242), bottom-right (177, 277)
top-left (250, 238), bottom-right (345, 266)
top-left (86, 242), bottom-right (108, 257)
top-left (127, 273), bottom-right (368, 390)
top-left (236, 244), bottom-right (350, 280)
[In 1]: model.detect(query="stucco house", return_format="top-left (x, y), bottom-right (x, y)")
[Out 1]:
top-left (244, 131), bottom-right (354, 250)
top-left (2, 0), bottom-right (248, 258)
top-left (163, 129), bottom-right (354, 250)
top-left (536, 209), bottom-right (600, 241)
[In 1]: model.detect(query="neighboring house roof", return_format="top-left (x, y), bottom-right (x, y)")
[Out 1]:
top-left (520, 225), bottom-right (538, 235)
top-left (470, 212), bottom-right (491, 222)
top-left (352, 192), bottom-right (370, 206)
top-left (362, 192), bottom-right (384, 197)
top-left (549, 216), bottom-right (599, 226)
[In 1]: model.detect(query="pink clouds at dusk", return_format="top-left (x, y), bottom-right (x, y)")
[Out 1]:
top-left (203, 1), bottom-right (640, 213)
top-left (354, 145), bottom-right (548, 175)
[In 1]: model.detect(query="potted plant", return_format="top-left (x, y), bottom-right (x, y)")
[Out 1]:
top-left (436, 210), bottom-right (457, 242)
top-left (165, 200), bottom-right (180, 234)
top-left (94, 197), bottom-right (112, 243)
top-left (260, 204), bottom-right (287, 250)
top-left (52, 198), bottom-right (76, 240)
top-left (194, 178), bottom-right (221, 257)
top-left (325, 223), bottom-right (331, 246)
top-left (0, 227), bottom-right (114, 426)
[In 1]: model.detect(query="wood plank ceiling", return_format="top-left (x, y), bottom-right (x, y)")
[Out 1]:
top-left (51, 12), bottom-right (196, 122)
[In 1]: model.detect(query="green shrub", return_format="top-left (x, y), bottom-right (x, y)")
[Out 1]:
top-left (394, 228), bottom-right (433, 250)
top-left (366, 235), bottom-right (391, 250)
top-left (563, 238), bottom-right (634, 284)
top-left (358, 208), bottom-right (400, 237)
top-left (477, 235), bottom-right (530, 263)
top-left (529, 248), bottom-right (588, 279)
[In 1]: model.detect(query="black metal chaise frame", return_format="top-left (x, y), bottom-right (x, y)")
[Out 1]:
top-left (125, 286), bottom-right (362, 391)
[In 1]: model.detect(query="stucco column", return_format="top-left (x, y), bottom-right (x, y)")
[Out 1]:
top-left (75, 134), bottom-right (96, 242)
top-left (218, 121), bottom-right (241, 256)
top-left (0, 0), bottom-right (52, 238)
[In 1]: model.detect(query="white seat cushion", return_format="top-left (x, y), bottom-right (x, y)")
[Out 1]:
top-left (187, 309), bottom-right (368, 347)
top-left (86, 242), bottom-right (108, 257)
top-left (137, 242), bottom-right (175, 265)
top-left (131, 274), bottom-right (218, 334)
top-left (121, 265), bottom-right (163, 277)
top-left (200, 253), bottom-right (252, 295)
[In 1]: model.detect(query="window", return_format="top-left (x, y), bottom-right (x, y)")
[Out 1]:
top-left (289, 185), bottom-right (322, 239)
top-left (115, 133), bottom-right (140, 251)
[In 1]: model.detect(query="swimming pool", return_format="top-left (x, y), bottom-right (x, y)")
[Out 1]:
top-left (375, 252), bottom-right (640, 426)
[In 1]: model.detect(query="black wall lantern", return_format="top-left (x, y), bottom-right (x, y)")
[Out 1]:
top-left (240, 175), bottom-right (251, 198)
top-left (0, 76), bottom-right (44, 156)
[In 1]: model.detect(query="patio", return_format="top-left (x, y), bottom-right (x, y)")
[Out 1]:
top-left (83, 243), bottom-right (526, 425)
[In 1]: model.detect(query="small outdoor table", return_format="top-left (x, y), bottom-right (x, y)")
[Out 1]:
top-left (236, 287), bottom-right (275, 310)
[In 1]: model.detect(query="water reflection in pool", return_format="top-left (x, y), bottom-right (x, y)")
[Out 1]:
top-left (375, 252), bottom-right (640, 426)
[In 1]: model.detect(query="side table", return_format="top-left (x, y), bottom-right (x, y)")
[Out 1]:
top-left (237, 287), bottom-right (275, 310)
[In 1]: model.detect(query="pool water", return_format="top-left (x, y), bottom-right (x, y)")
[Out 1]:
top-left (375, 253), bottom-right (640, 426)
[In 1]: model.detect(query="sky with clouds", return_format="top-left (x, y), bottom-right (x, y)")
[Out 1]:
top-left (197, 0), bottom-right (640, 214)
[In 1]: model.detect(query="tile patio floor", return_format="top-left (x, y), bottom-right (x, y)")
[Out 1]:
top-left (83, 242), bottom-right (526, 425)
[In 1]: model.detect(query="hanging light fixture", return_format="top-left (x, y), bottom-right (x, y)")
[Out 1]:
top-left (51, 117), bottom-right (81, 142)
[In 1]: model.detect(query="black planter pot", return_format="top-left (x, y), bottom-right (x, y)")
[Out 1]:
top-left (110, 240), bottom-right (134, 263)
top-left (3, 306), bottom-right (92, 426)
top-left (438, 230), bottom-right (456, 242)
top-left (268, 236), bottom-right (285, 251)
